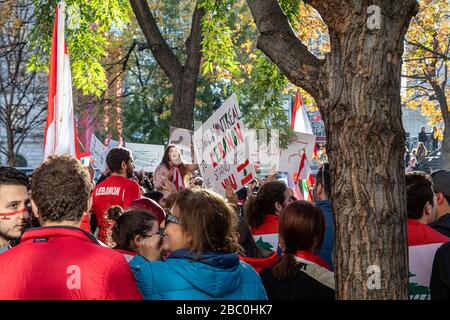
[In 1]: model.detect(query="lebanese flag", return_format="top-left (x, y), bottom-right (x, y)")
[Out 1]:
top-left (287, 172), bottom-right (303, 200)
top-left (251, 215), bottom-right (280, 252)
top-left (240, 252), bottom-right (279, 273)
top-left (43, 1), bottom-right (79, 161)
top-left (407, 219), bottom-right (450, 300)
top-left (301, 174), bottom-right (315, 202)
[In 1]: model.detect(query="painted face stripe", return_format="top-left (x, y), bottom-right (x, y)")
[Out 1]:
top-left (0, 208), bottom-right (28, 220)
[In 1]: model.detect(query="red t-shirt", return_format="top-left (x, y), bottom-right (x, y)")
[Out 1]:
top-left (92, 176), bottom-right (141, 245)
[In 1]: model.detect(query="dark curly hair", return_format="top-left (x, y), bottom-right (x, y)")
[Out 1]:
top-left (245, 181), bottom-right (287, 228)
top-left (31, 155), bottom-right (93, 222)
top-left (0, 166), bottom-right (29, 188)
top-left (106, 147), bottom-right (132, 173)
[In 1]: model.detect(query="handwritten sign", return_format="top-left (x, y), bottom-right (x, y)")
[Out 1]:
top-left (193, 94), bottom-right (255, 196)
top-left (126, 142), bottom-right (164, 173)
top-left (248, 131), bottom-right (316, 176)
top-left (169, 127), bottom-right (194, 163)
top-left (90, 135), bottom-right (107, 171)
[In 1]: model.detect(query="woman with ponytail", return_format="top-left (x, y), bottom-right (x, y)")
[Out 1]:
top-left (245, 181), bottom-right (292, 252)
top-left (259, 201), bottom-right (335, 300)
top-left (107, 206), bottom-right (163, 262)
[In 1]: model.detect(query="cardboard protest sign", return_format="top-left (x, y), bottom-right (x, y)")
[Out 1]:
top-left (278, 132), bottom-right (316, 175)
top-left (169, 126), bottom-right (194, 163)
top-left (90, 136), bottom-right (121, 171)
top-left (90, 135), bottom-right (107, 171)
top-left (247, 131), bottom-right (315, 177)
top-left (126, 142), bottom-right (164, 173)
top-left (193, 94), bottom-right (256, 196)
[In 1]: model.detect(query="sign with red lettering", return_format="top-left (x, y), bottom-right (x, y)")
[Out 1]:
top-left (193, 94), bottom-right (256, 196)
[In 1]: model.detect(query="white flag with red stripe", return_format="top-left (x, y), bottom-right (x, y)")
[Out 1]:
top-left (43, 1), bottom-right (79, 161)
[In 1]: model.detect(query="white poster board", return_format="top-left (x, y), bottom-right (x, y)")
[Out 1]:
top-left (278, 132), bottom-right (316, 174)
top-left (248, 131), bottom-right (316, 177)
top-left (90, 135), bottom-right (107, 171)
top-left (126, 142), bottom-right (164, 173)
top-left (193, 94), bottom-right (256, 196)
top-left (169, 127), bottom-right (193, 163)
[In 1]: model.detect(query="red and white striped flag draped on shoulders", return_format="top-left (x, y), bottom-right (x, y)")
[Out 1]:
top-left (43, 1), bottom-right (80, 161)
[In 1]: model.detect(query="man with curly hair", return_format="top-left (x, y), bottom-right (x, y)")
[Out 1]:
top-left (0, 156), bottom-right (143, 300)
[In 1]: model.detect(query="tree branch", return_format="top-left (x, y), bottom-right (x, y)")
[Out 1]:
top-left (129, 0), bottom-right (183, 83)
top-left (246, 0), bottom-right (325, 100)
top-left (406, 40), bottom-right (450, 60)
top-left (185, 5), bottom-right (205, 73)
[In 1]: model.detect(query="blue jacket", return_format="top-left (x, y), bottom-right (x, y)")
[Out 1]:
top-left (130, 249), bottom-right (268, 300)
top-left (315, 200), bottom-right (334, 270)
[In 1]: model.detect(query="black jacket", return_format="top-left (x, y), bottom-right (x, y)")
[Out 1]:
top-left (430, 242), bottom-right (450, 300)
top-left (430, 214), bottom-right (450, 238)
top-left (260, 266), bottom-right (335, 300)
top-left (419, 131), bottom-right (428, 143)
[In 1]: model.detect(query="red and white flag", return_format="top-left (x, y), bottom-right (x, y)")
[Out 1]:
top-left (43, 1), bottom-right (79, 161)
top-left (291, 89), bottom-right (317, 201)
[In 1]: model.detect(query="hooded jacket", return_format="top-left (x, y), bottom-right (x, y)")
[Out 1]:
top-left (130, 249), bottom-right (267, 300)
top-left (315, 200), bottom-right (334, 270)
top-left (0, 226), bottom-right (143, 300)
top-left (429, 213), bottom-right (450, 238)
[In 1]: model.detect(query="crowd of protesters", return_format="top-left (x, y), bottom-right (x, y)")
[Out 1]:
top-left (0, 144), bottom-right (449, 300)
top-left (406, 127), bottom-right (441, 172)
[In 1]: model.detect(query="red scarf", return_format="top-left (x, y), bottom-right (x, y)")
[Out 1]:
top-left (173, 165), bottom-right (185, 190)
top-left (293, 251), bottom-right (332, 271)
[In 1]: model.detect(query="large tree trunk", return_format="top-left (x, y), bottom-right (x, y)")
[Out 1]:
top-left (247, 0), bottom-right (418, 299)
top-left (171, 78), bottom-right (197, 130)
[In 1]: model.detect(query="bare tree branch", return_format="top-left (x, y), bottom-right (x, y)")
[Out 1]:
top-left (129, 0), bottom-right (183, 83)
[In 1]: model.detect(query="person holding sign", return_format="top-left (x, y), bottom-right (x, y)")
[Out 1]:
top-left (153, 144), bottom-right (198, 198)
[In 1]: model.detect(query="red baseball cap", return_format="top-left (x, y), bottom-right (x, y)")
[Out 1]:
top-left (130, 198), bottom-right (166, 225)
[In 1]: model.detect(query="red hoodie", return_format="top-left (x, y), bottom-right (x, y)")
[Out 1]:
top-left (0, 227), bottom-right (143, 300)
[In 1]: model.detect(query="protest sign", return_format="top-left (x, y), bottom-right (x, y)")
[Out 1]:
top-left (247, 131), bottom-right (315, 177)
top-left (90, 135), bottom-right (107, 171)
top-left (169, 127), bottom-right (194, 163)
top-left (90, 136), bottom-right (121, 171)
top-left (126, 142), bottom-right (164, 173)
top-left (278, 132), bottom-right (316, 174)
top-left (193, 94), bottom-right (255, 196)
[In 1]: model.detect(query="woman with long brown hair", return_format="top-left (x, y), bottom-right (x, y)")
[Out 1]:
top-left (129, 188), bottom-right (267, 300)
top-left (153, 144), bottom-right (197, 197)
top-left (259, 200), bottom-right (335, 300)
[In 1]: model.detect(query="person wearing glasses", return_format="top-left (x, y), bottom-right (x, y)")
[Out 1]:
top-left (107, 205), bottom-right (164, 263)
top-left (130, 188), bottom-right (267, 300)
top-left (0, 167), bottom-right (30, 254)
top-left (91, 147), bottom-right (141, 246)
